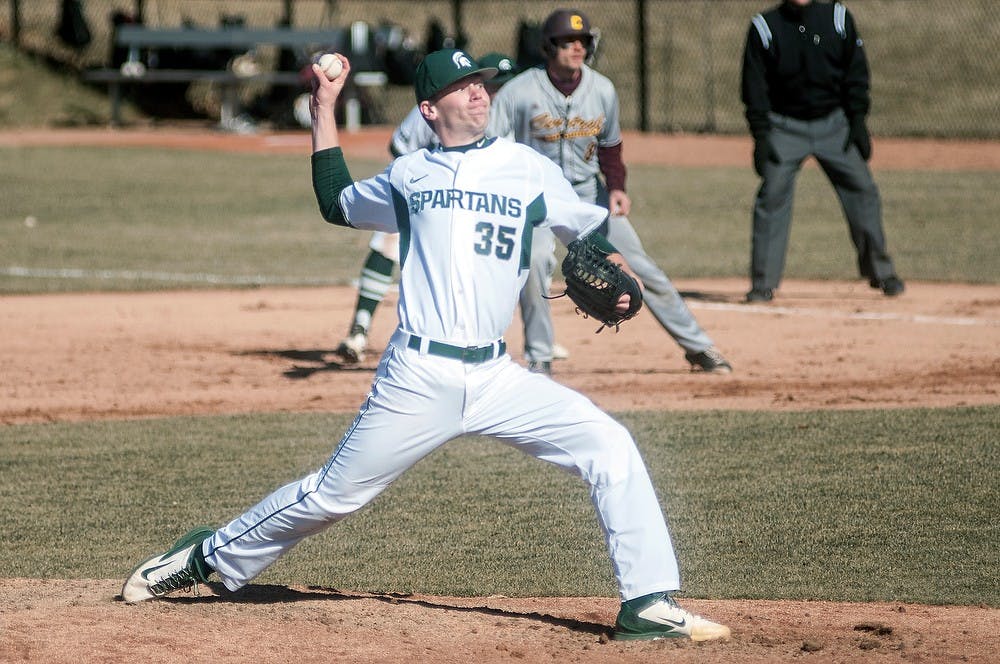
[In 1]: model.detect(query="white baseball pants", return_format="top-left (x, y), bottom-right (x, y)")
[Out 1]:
top-left (204, 333), bottom-right (681, 601)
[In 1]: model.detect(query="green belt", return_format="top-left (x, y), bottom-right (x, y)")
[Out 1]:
top-left (406, 334), bottom-right (506, 364)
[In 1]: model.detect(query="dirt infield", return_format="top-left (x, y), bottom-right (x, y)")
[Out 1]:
top-left (2, 128), bottom-right (999, 662)
top-left (3, 278), bottom-right (999, 424)
top-left (3, 579), bottom-right (996, 663)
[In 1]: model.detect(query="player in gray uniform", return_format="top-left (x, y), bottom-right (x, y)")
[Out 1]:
top-left (120, 48), bottom-right (731, 643)
top-left (335, 53), bottom-right (570, 366)
top-left (490, 9), bottom-right (733, 374)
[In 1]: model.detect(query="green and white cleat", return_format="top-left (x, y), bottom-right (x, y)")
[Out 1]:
top-left (121, 526), bottom-right (215, 604)
top-left (613, 591), bottom-right (731, 642)
top-left (336, 326), bottom-right (368, 363)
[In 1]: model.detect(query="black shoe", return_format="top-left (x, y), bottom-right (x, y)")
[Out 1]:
top-left (745, 287), bottom-right (773, 303)
top-left (685, 347), bottom-right (733, 374)
top-left (870, 276), bottom-right (905, 297)
top-left (527, 361), bottom-right (551, 375)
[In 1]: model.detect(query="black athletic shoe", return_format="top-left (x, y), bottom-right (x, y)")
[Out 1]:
top-left (871, 276), bottom-right (905, 297)
top-left (745, 288), bottom-right (773, 303)
top-left (527, 361), bottom-right (551, 375)
top-left (685, 347), bottom-right (733, 374)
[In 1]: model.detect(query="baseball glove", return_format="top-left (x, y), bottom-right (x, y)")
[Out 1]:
top-left (557, 237), bottom-right (643, 332)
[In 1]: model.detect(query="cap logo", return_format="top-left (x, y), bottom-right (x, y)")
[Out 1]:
top-left (570, 15), bottom-right (584, 30)
top-left (498, 58), bottom-right (512, 72)
top-left (452, 51), bottom-right (473, 69)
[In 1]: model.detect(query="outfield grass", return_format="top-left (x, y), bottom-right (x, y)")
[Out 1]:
top-left (1, 408), bottom-right (996, 606)
top-left (3, 146), bottom-right (999, 293)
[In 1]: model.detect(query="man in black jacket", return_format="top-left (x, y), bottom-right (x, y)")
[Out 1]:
top-left (741, 0), bottom-right (904, 302)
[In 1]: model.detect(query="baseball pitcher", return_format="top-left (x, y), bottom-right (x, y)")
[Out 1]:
top-left (120, 48), bottom-right (731, 643)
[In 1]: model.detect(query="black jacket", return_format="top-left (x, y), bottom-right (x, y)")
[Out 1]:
top-left (741, 1), bottom-right (871, 136)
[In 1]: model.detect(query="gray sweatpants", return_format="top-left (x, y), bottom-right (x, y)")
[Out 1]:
top-left (751, 108), bottom-right (897, 291)
top-left (520, 178), bottom-right (713, 362)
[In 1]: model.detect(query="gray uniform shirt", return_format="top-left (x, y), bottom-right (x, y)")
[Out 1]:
top-left (488, 65), bottom-right (621, 203)
top-left (390, 104), bottom-right (439, 157)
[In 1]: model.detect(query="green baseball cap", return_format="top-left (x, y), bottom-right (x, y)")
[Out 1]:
top-left (415, 49), bottom-right (498, 102)
top-left (478, 52), bottom-right (519, 86)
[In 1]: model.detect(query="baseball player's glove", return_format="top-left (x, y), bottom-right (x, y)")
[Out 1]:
top-left (558, 237), bottom-right (643, 332)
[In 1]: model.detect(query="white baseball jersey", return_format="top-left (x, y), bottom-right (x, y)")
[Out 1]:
top-left (339, 136), bottom-right (607, 346)
top-left (489, 64), bottom-right (622, 197)
top-left (369, 104), bottom-right (440, 262)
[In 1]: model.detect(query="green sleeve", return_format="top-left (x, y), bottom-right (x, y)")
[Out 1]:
top-left (311, 147), bottom-right (355, 227)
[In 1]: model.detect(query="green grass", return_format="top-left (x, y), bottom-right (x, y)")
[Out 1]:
top-left (1, 408), bottom-right (996, 605)
top-left (628, 164), bottom-right (1000, 284)
top-left (3, 146), bottom-right (998, 293)
top-left (0, 147), bottom-right (386, 292)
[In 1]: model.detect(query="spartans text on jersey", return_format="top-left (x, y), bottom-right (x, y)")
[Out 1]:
top-left (408, 188), bottom-right (523, 217)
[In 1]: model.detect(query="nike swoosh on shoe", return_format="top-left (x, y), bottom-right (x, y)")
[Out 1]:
top-left (651, 617), bottom-right (687, 629)
top-left (140, 561), bottom-right (171, 581)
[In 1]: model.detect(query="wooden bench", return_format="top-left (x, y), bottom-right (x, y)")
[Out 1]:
top-left (82, 25), bottom-right (388, 131)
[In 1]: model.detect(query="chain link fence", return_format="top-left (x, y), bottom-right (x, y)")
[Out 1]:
top-left (4, 0), bottom-right (998, 137)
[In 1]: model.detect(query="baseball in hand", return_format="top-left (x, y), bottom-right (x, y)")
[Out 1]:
top-left (318, 53), bottom-right (344, 80)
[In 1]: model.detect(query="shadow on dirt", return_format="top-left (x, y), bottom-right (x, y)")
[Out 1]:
top-left (676, 289), bottom-right (734, 303)
top-left (237, 349), bottom-right (377, 378)
top-left (146, 583), bottom-right (611, 637)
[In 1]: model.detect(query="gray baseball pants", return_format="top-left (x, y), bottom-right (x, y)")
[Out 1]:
top-left (751, 108), bottom-right (897, 291)
top-left (519, 227), bottom-right (558, 363)
top-left (520, 178), bottom-right (714, 361)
